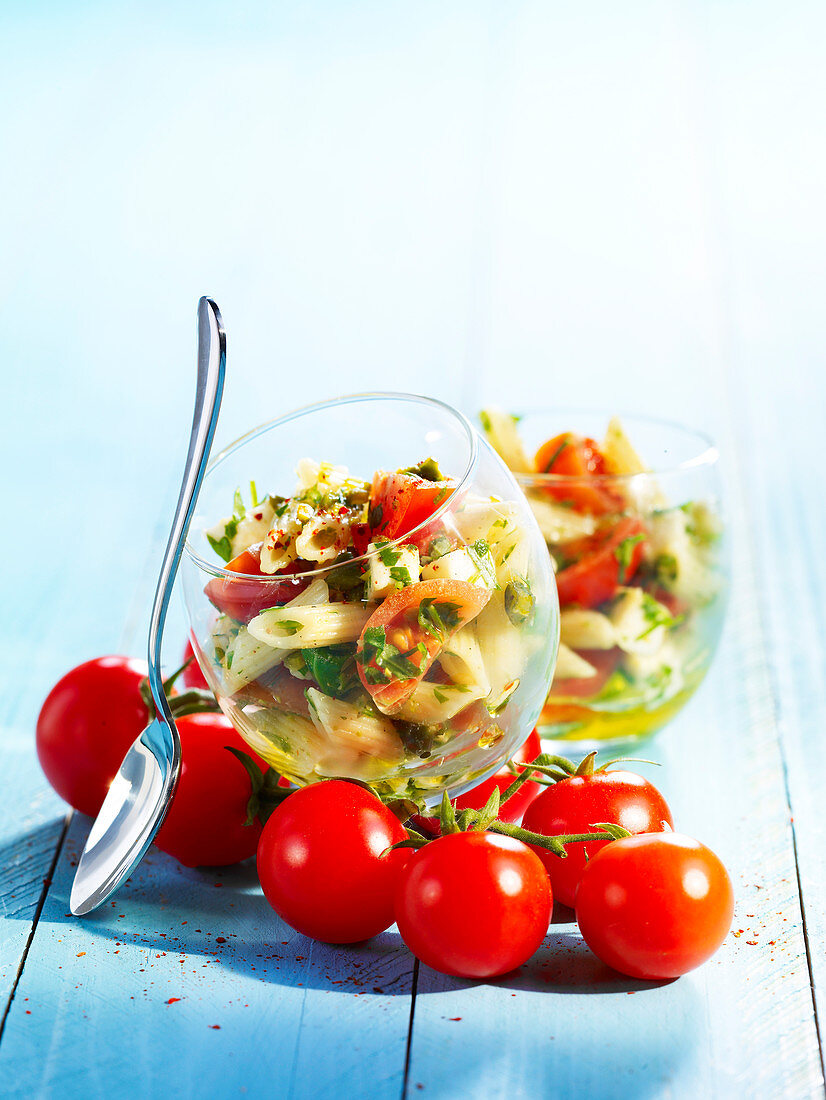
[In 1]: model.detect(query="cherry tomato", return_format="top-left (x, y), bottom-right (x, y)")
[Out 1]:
top-left (555, 517), bottom-right (647, 609)
top-left (257, 780), bottom-right (410, 943)
top-left (575, 833), bottom-right (734, 979)
top-left (154, 714), bottom-right (269, 867)
top-left (356, 579), bottom-right (490, 713)
top-left (37, 656), bottom-right (151, 816)
top-left (369, 471), bottom-right (455, 540)
top-left (534, 432), bottom-right (623, 515)
top-left (550, 647), bottom-right (621, 699)
top-left (395, 831), bottom-right (551, 978)
top-left (412, 730), bottom-right (543, 838)
top-left (522, 767), bottom-right (673, 908)
top-left (205, 543), bottom-right (313, 623)
top-left (182, 639), bottom-right (210, 690)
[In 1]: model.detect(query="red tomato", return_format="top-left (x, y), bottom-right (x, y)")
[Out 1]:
top-left (522, 767), bottom-right (673, 908)
top-left (357, 580), bottom-right (491, 713)
top-left (369, 472), bottom-right (455, 540)
top-left (257, 780), bottom-right (410, 943)
top-left (182, 639), bottom-right (210, 690)
top-left (550, 648), bottom-right (621, 699)
top-left (37, 656), bottom-right (151, 817)
top-left (534, 433), bottom-right (623, 515)
top-left (154, 714), bottom-right (269, 867)
top-left (395, 832), bottom-right (551, 978)
top-left (205, 543), bottom-right (313, 623)
top-left (576, 833), bottom-right (734, 980)
top-left (555, 517), bottom-right (647, 609)
top-left (412, 730), bottom-right (543, 838)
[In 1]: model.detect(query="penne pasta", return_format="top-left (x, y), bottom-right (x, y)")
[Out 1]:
top-left (560, 609), bottom-right (617, 651)
top-left (396, 680), bottom-right (487, 724)
top-left (553, 643), bottom-right (598, 680)
top-left (247, 601), bottom-right (372, 650)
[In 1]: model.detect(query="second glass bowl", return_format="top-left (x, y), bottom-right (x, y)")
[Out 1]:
top-left (182, 393), bottom-right (559, 804)
top-left (505, 410), bottom-right (728, 749)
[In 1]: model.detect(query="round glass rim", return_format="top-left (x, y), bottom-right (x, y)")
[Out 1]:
top-left (183, 391), bottom-right (480, 581)
top-left (513, 408), bottom-right (719, 483)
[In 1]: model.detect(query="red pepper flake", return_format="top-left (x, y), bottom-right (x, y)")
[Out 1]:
top-left (209, 1025), bottom-right (221, 1030)
top-left (215, 937), bottom-right (226, 943)
top-left (448, 1017), bottom-right (462, 1022)
top-left (76, 952), bottom-right (86, 957)
top-left (214, 883), bottom-right (223, 888)
top-left (746, 940), bottom-right (759, 946)
top-left (166, 998), bottom-right (182, 1005)
top-left (25, 1010), bottom-right (31, 1015)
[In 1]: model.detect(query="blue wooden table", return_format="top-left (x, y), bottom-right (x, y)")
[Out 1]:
top-left (2, 2), bottom-right (825, 1096)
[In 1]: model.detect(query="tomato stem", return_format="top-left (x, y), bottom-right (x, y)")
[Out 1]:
top-left (487, 819), bottom-right (630, 857)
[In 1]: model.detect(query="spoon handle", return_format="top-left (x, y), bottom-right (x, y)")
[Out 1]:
top-left (147, 297), bottom-right (226, 712)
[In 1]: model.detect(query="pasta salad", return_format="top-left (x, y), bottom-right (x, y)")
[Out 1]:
top-left (480, 410), bottom-right (726, 744)
top-left (193, 457), bottom-right (551, 799)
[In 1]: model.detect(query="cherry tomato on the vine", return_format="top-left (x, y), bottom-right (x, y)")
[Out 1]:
top-left (394, 831), bottom-right (551, 978)
top-left (575, 833), bottom-right (734, 980)
top-left (257, 780), bottom-right (410, 943)
top-left (411, 729), bottom-right (544, 838)
top-left (522, 767), bottom-right (673, 908)
top-left (36, 656), bottom-right (151, 817)
top-left (154, 714), bottom-right (269, 867)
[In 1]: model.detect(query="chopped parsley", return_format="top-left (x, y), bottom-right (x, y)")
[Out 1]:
top-left (655, 553), bottom-right (678, 586)
top-left (614, 533), bottom-right (645, 583)
top-left (358, 623), bottom-right (430, 684)
top-left (417, 598), bottom-right (462, 640)
top-left (389, 565), bottom-right (413, 587)
top-left (302, 644), bottom-right (359, 696)
top-left (636, 592), bottom-right (684, 639)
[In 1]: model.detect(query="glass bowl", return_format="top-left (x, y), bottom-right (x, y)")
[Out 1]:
top-left (181, 393), bottom-right (559, 805)
top-left (510, 410), bottom-right (727, 750)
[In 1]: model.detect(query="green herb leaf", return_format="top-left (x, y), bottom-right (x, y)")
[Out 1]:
top-left (302, 644), bottom-right (359, 696)
top-left (614, 533), bottom-right (646, 583)
top-left (207, 533), bottom-right (233, 563)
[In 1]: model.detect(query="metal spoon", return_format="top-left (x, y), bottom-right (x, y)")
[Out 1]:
top-left (70, 297), bottom-right (226, 916)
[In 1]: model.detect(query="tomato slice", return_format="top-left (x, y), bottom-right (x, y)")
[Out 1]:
top-left (205, 543), bottom-right (313, 623)
top-left (534, 432), bottom-right (624, 515)
top-left (550, 647), bottom-right (621, 698)
top-left (356, 580), bottom-right (490, 714)
top-left (369, 472), bottom-right (455, 541)
top-left (555, 517), bottom-right (647, 609)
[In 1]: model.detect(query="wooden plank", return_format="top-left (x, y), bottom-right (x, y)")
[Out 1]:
top-left (0, 813), bottom-right (413, 1099)
top-left (406, 490), bottom-right (822, 1098)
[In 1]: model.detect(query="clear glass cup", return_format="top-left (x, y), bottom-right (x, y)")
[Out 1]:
top-left (181, 393), bottom-right (559, 805)
top-left (514, 411), bottom-right (727, 750)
